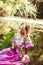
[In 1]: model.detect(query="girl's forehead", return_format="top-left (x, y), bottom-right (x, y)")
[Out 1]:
top-left (19, 23), bottom-right (25, 29)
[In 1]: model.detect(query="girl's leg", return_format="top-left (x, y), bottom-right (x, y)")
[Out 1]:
top-left (22, 48), bottom-right (30, 63)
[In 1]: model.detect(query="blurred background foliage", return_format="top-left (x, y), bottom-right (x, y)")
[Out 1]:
top-left (0, 0), bottom-right (43, 19)
top-left (0, 0), bottom-right (37, 19)
top-left (0, 20), bottom-right (18, 50)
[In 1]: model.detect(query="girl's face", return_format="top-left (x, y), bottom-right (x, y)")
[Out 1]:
top-left (20, 23), bottom-right (30, 36)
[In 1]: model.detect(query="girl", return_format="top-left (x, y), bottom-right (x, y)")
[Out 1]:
top-left (12, 23), bottom-right (34, 63)
top-left (19, 23), bottom-right (34, 63)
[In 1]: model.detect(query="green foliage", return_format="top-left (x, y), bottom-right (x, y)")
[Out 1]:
top-left (32, 32), bottom-right (43, 48)
top-left (0, 31), bottom-right (16, 50)
top-left (29, 31), bottom-right (43, 59)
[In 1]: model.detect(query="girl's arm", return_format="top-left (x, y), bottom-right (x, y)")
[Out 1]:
top-left (27, 33), bottom-right (32, 42)
top-left (28, 36), bottom-right (32, 42)
top-left (12, 41), bottom-right (21, 51)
